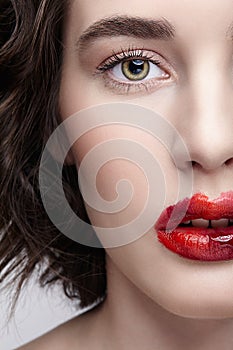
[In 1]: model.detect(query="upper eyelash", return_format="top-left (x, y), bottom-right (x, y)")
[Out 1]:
top-left (95, 48), bottom-right (161, 74)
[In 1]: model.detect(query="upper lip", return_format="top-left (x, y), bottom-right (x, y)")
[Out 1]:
top-left (155, 191), bottom-right (233, 232)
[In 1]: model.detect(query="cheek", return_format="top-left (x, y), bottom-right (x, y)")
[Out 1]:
top-left (59, 70), bottom-right (104, 115)
top-left (71, 126), bottom-right (153, 230)
top-left (84, 160), bottom-right (148, 229)
top-left (65, 124), bottom-right (179, 234)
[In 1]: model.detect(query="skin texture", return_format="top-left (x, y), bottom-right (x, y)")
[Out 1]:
top-left (19, 0), bottom-right (233, 349)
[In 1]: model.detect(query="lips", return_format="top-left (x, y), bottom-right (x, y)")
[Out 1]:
top-left (155, 192), bottom-right (233, 261)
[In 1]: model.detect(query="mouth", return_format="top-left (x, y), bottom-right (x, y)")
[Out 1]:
top-left (155, 191), bottom-right (233, 261)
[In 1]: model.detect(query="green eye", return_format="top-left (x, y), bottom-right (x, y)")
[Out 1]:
top-left (122, 59), bottom-right (150, 81)
top-left (96, 49), bottom-right (171, 94)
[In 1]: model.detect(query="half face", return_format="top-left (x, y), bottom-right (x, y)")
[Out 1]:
top-left (59, 0), bottom-right (233, 318)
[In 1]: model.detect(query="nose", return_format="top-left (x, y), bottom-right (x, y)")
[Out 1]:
top-left (176, 54), bottom-right (233, 172)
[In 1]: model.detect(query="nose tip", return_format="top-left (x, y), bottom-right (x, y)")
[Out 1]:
top-left (186, 130), bottom-right (233, 171)
top-left (170, 131), bottom-right (233, 173)
top-left (172, 121), bottom-right (233, 174)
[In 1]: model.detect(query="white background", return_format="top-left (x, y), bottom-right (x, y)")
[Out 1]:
top-left (0, 274), bottom-right (81, 350)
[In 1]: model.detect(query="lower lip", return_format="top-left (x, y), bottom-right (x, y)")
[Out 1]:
top-left (157, 226), bottom-right (233, 261)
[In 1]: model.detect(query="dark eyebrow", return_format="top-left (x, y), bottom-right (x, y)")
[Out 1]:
top-left (76, 16), bottom-right (175, 53)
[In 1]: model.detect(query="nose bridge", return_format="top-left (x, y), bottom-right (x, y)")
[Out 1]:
top-left (180, 48), bottom-right (233, 171)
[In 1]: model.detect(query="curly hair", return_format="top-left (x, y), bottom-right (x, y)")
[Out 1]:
top-left (0, 0), bottom-right (106, 314)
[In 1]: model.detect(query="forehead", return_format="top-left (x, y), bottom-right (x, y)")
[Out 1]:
top-left (68, 0), bottom-right (233, 40)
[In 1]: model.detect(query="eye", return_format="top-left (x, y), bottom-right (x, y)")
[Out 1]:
top-left (95, 48), bottom-right (173, 94)
top-left (112, 58), bottom-right (165, 82)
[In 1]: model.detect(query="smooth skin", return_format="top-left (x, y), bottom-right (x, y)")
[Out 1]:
top-left (19, 0), bottom-right (233, 349)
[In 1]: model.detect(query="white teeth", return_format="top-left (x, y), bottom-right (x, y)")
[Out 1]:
top-left (192, 219), bottom-right (209, 228)
top-left (181, 219), bottom-right (233, 228)
top-left (211, 219), bottom-right (228, 228)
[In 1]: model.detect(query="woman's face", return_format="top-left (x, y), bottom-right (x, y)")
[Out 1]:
top-left (59, 0), bottom-right (233, 318)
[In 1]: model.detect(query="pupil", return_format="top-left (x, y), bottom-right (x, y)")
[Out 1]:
top-left (128, 60), bottom-right (144, 75)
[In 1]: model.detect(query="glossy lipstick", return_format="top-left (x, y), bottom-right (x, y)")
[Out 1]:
top-left (155, 192), bottom-right (233, 261)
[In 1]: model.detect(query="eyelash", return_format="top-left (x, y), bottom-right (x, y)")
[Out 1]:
top-left (94, 47), bottom-right (171, 94)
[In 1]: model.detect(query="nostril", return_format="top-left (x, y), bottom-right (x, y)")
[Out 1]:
top-left (225, 158), bottom-right (233, 166)
top-left (191, 161), bottom-right (201, 169)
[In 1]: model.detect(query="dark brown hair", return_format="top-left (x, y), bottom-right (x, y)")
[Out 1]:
top-left (0, 0), bottom-right (106, 313)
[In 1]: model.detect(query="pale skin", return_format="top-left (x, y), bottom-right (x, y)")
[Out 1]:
top-left (19, 0), bottom-right (233, 349)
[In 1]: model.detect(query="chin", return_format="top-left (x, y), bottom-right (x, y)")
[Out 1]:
top-left (144, 276), bottom-right (233, 320)
top-left (156, 296), bottom-right (233, 320)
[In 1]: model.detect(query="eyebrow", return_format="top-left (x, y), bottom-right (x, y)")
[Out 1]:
top-left (76, 16), bottom-right (175, 53)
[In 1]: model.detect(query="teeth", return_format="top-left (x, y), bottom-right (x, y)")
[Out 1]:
top-left (192, 219), bottom-right (209, 228)
top-left (211, 219), bottom-right (228, 228)
top-left (180, 219), bottom-right (233, 228)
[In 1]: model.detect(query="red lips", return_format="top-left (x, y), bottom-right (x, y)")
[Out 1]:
top-left (155, 192), bottom-right (233, 261)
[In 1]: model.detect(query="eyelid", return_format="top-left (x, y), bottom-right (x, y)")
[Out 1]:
top-left (94, 48), bottom-right (176, 94)
top-left (97, 48), bottom-right (158, 71)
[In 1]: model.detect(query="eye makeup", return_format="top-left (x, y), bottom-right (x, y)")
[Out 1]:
top-left (93, 46), bottom-right (175, 95)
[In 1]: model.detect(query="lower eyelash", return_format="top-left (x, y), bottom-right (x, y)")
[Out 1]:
top-left (101, 74), bottom-right (163, 95)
